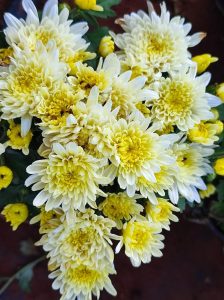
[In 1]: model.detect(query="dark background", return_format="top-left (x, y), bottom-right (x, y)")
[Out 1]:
top-left (0, 1), bottom-right (224, 299)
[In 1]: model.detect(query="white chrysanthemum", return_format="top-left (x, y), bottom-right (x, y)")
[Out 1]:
top-left (0, 41), bottom-right (68, 136)
top-left (98, 192), bottom-right (144, 229)
top-left (147, 65), bottom-right (221, 131)
top-left (111, 1), bottom-right (206, 78)
top-left (36, 209), bottom-right (117, 268)
top-left (168, 142), bottom-right (214, 204)
top-left (49, 261), bottom-right (117, 300)
top-left (116, 218), bottom-right (164, 267)
top-left (105, 114), bottom-right (178, 197)
top-left (145, 198), bottom-right (180, 230)
top-left (25, 142), bottom-right (108, 212)
top-left (135, 165), bottom-right (176, 204)
top-left (4, 0), bottom-right (89, 63)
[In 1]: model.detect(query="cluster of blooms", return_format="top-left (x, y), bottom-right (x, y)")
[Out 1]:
top-left (0, 0), bottom-right (223, 299)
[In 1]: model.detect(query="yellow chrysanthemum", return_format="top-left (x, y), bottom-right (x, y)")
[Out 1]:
top-left (216, 83), bottom-right (224, 102)
top-left (37, 209), bottom-right (117, 269)
top-left (7, 120), bottom-right (33, 155)
top-left (0, 42), bottom-right (68, 136)
top-left (192, 54), bottom-right (218, 74)
top-left (116, 218), bottom-right (164, 267)
top-left (0, 166), bottom-right (13, 190)
top-left (99, 36), bottom-right (115, 57)
top-left (199, 183), bottom-right (216, 199)
top-left (49, 261), bottom-right (116, 300)
top-left (99, 193), bottom-right (143, 229)
top-left (4, 0), bottom-right (89, 63)
top-left (145, 198), bottom-right (179, 230)
top-left (75, 0), bottom-right (103, 11)
top-left (25, 143), bottom-right (108, 212)
top-left (188, 121), bottom-right (219, 145)
top-left (214, 158), bottom-right (224, 176)
top-left (0, 47), bottom-right (13, 65)
top-left (1, 203), bottom-right (28, 230)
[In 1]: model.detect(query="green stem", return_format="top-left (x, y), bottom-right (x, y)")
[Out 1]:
top-left (0, 255), bottom-right (46, 296)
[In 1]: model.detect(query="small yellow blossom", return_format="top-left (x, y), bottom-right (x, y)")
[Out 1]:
top-left (192, 54), bottom-right (218, 74)
top-left (75, 0), bottom-right (103, 11)
top-left (214, 158), bottom-right (224, 176)
top-left (188, 121), bottom-right (219, 145)
top-left (1, 203), bottom-right (28, 230)
top-left (0, 166), bottom-right (13, 190)
top-left (0, 47), bottom-right (13, 65)
top-left (99, 36), bottom-right (115, 58)
top-left (98, 193), bottom-right (143, 229)
top-left (213, 120), bottom-right (223, 135)
top-left (199, 183), bottom-right (216, 199)
top-left (216, 83), bottom-right (224, 102)
top-left (67, 51), bottom-right (96, 75)
top-left (7, 121), bottom-right (33, 155)
top-left (211, 108), bottom-right (219, 121)
top-left (145, 198), bottom-right (179, 230)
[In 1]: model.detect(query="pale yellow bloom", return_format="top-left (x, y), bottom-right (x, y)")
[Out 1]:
top-left (199, 183), bottom-right (216, 199)
top-left (99, 36), bottom-right (115, 57)
top-left (67, 51), bottom-right (96, 75)
top-left (98, 193), bottom-right (143, 229)
top-left (0, 166), bottom-right (13, 190)
top-left (214, 158), bottom-right (224, 176)
top-left (1, 203), bottom-right (28, 230)
top-left (188, 121), bottom-right (219, 145)
top-left (75, 0), bottom-right (103, 11)
top-left (145, 198), bottom-right (179, 230)
top-left (116, 218), bottom-right (164, 267)
top-left (192, 54), bottom-right (218, 74)
top-left (7, 120), bottom-right (33, 155)
top-left (216, 83), bottom-right (224, 102)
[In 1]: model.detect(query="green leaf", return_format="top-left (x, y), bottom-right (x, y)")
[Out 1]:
top-left (217, 103), bottom-right (224, 121)
top-left (0, 31), bottom-right (8, 48)
top-left (86, 26), bottom-right (109, 52)
top-left (16, 264), bottom-right (34, 293)
top-left (217, 180), bottom-right (224, 201)
top-left (177, 198), bottom-right (186, 212)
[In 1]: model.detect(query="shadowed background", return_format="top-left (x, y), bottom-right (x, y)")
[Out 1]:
top-left (0, 1), bottom-right (224, 299)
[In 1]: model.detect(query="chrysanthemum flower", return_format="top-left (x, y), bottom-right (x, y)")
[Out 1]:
top-left (116, 218), bottom-right (164, 267)
top-left (214, 158), bottom-right (224, 176)
top-left (0, 166), bottom-right (13, 190)
top-left (7, 120), bottom-right (33, 155)
top-left (111, 1), bottom-right (206, 78)
top-left (49, 261), bottom-right (116, 300)
top-left (147, 66), bottom-right (220, 131)
top-left (37, 209), bottom-right (117, 268)
top-left (1, 203), bottom-right (28, 230)
top-left (99, 192), bottom-right (143, 229)
top-left (4, 0), bottom-right (89, 63)
top-left (199, 183), bottom-right (216, 200)
top-left (145, 198), bottom-right (179, 230)
top-left (105, 115), bottom-right (177, 196)
top-left (25, 142), bottom-right (108, 212)
top-left (169, 142), bottom-right (214, 203)
top-left (0, 41), bottom-right (68, 136)
top-left (188, 121), bottom-right (219, 145)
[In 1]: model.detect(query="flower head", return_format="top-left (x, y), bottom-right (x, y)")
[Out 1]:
top-left (214, 158), bottom-right (224, 176)
top-left (0, 166), bottom-right (13, 190)
top-left (188, 121), bottom-right (219, 146)
top-left (75, 0), bottom-right (103, 12)
top-left (7, 120), bottom-right (33, 155)
top-left (145, 198), bottom-right (179, 230)
top-left (99, 36), bottom-right (115, 57)
top-left (116, 218), bottom-right (164, 267)
top-left (192, 54), bottom-right (218, 74)
top-left (99, 192), bottom-right (143, 229)
top-left (25, 142), bottom-right (108, 212)
top-left (1, 203), bottom-right (28, 230)
top-left (199, 183), bottom-right (216, 199)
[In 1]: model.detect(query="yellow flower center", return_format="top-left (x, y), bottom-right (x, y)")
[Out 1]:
top-left (7, 121), bottom-right (32, 150)
top-left (0, 166), bottom-right (13, 190)
top-left (1, 203), bottom-right (28, 231)
top-left (66, 265), bottom-right (100, 288)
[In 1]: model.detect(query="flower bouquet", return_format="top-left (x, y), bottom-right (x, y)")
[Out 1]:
top-left (0, 0), bottom-right (223, 299)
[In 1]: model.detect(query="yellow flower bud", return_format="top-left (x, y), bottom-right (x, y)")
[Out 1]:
top-left (1, 203), bottom-right (28, 230)
top-left (192, 54), bottom-right (218, 74)
top-left (0, 166), bottom-right (13, 190)
top-left (216, 83), bottom-right (224, 102)
top-left (199, 183), bottom-right (216, 199)
top-left (214, 158), bottom-right (224, 176)
top-left (211, 108), bottom-right (219, 121)
top-left (75, 0), bottom-right (103, 11)
top-left (213, 120), bottom-right (223, 135)
top-left (99, 36), bottom-right (115, 57)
